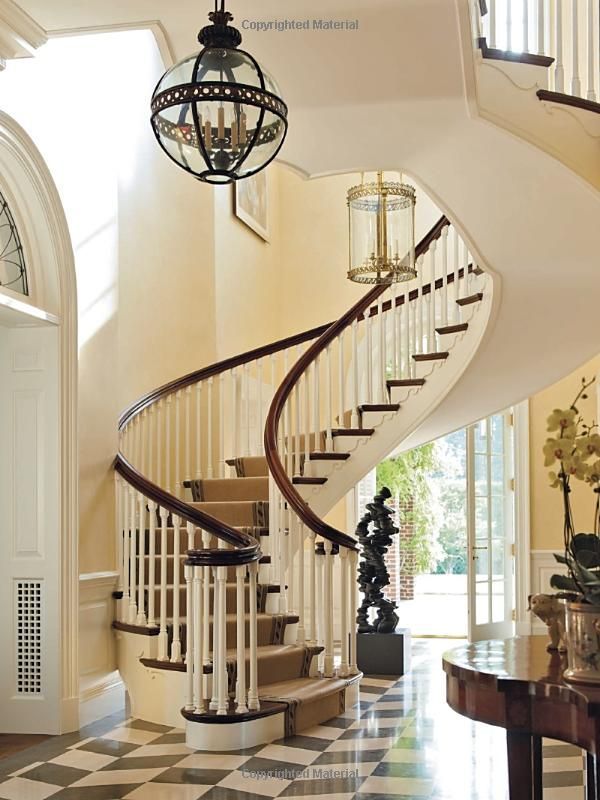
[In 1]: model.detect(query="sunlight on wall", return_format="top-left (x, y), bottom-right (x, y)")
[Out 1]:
top-left (0, 30), bottom-right (157, 350)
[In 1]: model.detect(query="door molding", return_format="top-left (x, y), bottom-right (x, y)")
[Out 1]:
top-left (0, 111), bottom-right (79, 731)
top-left (513, 399), bottom-right (532, 635)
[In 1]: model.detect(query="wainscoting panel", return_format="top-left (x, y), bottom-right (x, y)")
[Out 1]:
top-left (79, 572), bottom-right (124, 726)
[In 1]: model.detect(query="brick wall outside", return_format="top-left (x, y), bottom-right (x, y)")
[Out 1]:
top-left (384, 495), bottom-right (416, 603)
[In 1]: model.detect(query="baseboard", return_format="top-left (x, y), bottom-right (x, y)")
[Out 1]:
top-left (79, 671), bottom-right (125, 727)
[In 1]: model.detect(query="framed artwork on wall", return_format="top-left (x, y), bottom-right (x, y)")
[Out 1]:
top-left (234, 170), bottom-right (270, 242)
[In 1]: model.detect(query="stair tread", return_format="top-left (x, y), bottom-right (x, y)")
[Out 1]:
top-left (259, 675), bottom-right (359, 703)
top-left (456, 292), bottom-right (483, 306)
top-left (436, 323), bottom-right (468, 334)
top-left (309, 452), bottom-right (351, 461)
top-left (412, 352), bottom-right (449, 361)
top-left (359, 404), bottom-right (400, 412)
top-left (331, 428), bottom-right (375, 436)
top-left (293, 476), bottom-right (328, 485)
top-left (387, 378), bottom-right (426, 387)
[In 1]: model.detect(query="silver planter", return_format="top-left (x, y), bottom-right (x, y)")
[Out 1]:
top-left (564, 602), bottom-right (600, 684)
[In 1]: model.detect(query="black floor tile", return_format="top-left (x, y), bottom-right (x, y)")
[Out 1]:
top-left (50, 785), bottom-right (141, 800)
top-left (152, 766), bottom-right (231, 785)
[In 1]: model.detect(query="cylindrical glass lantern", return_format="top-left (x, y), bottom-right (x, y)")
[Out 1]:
top-left (150, 3), bottom-right (288, 185)
top-left (347, 172), bottom-right (416, 284)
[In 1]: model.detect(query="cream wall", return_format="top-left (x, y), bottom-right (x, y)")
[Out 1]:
top-left (0, 31), bottom-right (218, 574)
top-left (530, 353), bottom-right (600, 551)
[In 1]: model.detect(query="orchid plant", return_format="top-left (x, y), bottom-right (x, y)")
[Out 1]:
top-left (546, 377), bottom-right (600, 604)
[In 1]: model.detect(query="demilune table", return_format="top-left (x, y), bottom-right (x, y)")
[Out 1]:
top-left (443, 636), bottom-right (600, 800)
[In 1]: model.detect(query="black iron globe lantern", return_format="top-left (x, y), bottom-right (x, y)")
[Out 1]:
top-left (150, 0), bottom-right (288, 184)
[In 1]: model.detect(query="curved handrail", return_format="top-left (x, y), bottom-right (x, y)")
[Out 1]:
top-left (264, 216), bottom-right (451, 552)
top-left (115, 453), bottom-right (260, 566)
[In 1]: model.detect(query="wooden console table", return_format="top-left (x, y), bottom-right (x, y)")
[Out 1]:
top-left (443, 637), bottom-right (600, 800)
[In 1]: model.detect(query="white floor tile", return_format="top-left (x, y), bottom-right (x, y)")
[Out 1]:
top-left (100, 727), bottom-right (161, 745)
top-left (8, 762), bottom-right (44, 778)
top-left (360, 774), bottom-right (434, 796)
top-left (49, 749), bottom-right (117, 771)
top-left (176, 754), bottom-right (251, 770)
top-left (326, 736), bottom-right (397, 752)
top-left (122, 743), bottom-right (193, 758)
top-left (0, 778), bottom-right (62, 800)
top-left (124, 783), bottom-right (211, 800)
top-left (253, 743), bottom-right (320, 766)
top-left (71, 767), bottom-right (168, 786)
top-left (298, 725), bottom-right (345, 741)
top-left (217, 769), bottom-right (291, 797)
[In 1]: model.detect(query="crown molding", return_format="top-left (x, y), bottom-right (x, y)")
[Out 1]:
top-left (0, 0), bottom-right (47, 68)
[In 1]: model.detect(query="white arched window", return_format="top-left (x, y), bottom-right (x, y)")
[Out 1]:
top-left (0, 189), bottom-right (28, 296)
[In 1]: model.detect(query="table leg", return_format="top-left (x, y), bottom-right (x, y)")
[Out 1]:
top-left (532, 735), bottom-right (542, 800)
top-left (507, 731), bottom-right (534, 800)
top-left (587, 752), bottom-right (598, 800)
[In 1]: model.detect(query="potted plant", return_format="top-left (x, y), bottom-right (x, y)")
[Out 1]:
top-left (546, 377), bottom-right (600, 682)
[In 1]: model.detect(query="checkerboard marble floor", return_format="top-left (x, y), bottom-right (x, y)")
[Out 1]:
top-left (0, 640), bottom-right (586, 799)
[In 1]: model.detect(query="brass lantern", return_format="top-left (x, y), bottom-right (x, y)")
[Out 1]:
top-left (347, 172), bottom-right (416, 284)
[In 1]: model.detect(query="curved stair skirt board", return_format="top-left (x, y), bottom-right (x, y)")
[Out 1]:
top-left (184, 676), bottom-right (361, 752)
top-left (305, 283), bottom-right (494, 515)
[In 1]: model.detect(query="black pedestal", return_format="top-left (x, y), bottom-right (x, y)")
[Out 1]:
top-left (357, 629), bottom-right (411, 676)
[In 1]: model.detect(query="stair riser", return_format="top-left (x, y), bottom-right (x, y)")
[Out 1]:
top-left (147, 582), bottom-right (263, 613)
top-left (188, 477), bottom-right (270, 503)
top-left (172, 616), bottom-right (281, 650)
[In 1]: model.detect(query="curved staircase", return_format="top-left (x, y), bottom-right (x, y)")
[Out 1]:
top-left (113, 215), bottom-right (494, 750)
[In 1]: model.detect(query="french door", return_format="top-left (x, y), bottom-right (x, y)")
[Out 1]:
top-left (467, 411), bottom-right (515, 641)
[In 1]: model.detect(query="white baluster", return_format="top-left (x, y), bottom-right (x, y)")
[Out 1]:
top-left (507, 0), bottom-right (513, 50)
top-left (572, 0), bottom-right (581, 96)
top-left (325, 345), bottom-right (333, 449)
top-left (244, 362), bottom-right (251, 457)
top-left (339, 548), bottom-right (349, 677)
top-left (195, 382), bottom-right (202, 480)
top-left (377, 296), bottom-right (385, 403)
top-left (165, 396), bottom-right (172, 493)
top-left (279, 502), bottom-right (288, 614)
top-left (587, 0), bottom-right (596, 100)
top-left (391, 284), bottom-right (398, 380)
top-left (287, 510), bottom-right (295, 614)
top-left (136, 493), bottom-right (147, 626)
top-left (120, 481), bottom-right (129, 622)
top-left (171, 516), bottom-right (182, 662)
top-left (257, 359), bottom-right (263, 456)
top-left (308, 529), bottom-right (317, 645)
top-left (349, 549), bottom-right (358, 674)
top-left (248, 561), bottom-right (260, 710)
top-left (312, 358), bottom-right (321, 454)
top-left (523, 0), bottom-right (529, 51)
top-left (489, 0), bottom-right (497, 47)
top-left (236, 564), bottom-right (248, 713)
top-left (185, 562), bottom-right (194, 711)
top-left (441, 225), bottom-right (449, 327)
top-left (293, 348), bottom-right (301, 477)
top-left (537, 0), bottom-right (545, 54)
top-left (115, 475), bottom-right (123, 600)
top-left (555, 0), bottom-right (564, 92)
top-left (185, 387), bottom-right (191, 485)
top-left (202, 531), bottom-right (211, 667)
top-left (297, 522), bottom-right (306, 644)
top-left (158, 507), bottom-right (169, 660)
top-left (193, 563), bottom-right (206, 712)
top-left (316, 545), bottom-right (324, 670)
top-left (128, 488), bottom-right (137, 625)
top-left (350, 320), bottom-right (359, 428)
top-left (147, 502), bottom-right (157, 627)
top-left (216, 559), bottom-right (228, 715)
top-left (230, 369), bottom-right (237, 465)
top-left (134, 415), bottom-right (141, 471)
top-left (429, 240), bottom-right (437, 352)
top-left (175, 391), bottom-right (181, 496)
top-left (417, 255), bottom-right (424, 354)
top-left (366, 313), bottom-right (373, 401)
top-left (453, 228), bottom-right (460, 323)
top-left (283, 350), bottom-right (291, 475)
top-left (323, 540), bottom-right (334, 677)
top-left (149, 406), bottom-right (156, 484)
top-left (303, 369), bottom-right (311, 478)
top-left (207, 377), bottom-right (214, 478)
top-left (337, 333), bottom-right (346, 430)
top-left (219, 373), bottom-right (225, 477)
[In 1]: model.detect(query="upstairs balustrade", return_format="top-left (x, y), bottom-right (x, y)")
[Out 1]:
top-left (476, 0), bottom-right (599, 102)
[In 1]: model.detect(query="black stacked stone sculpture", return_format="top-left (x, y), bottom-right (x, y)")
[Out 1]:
top-left (356, 486), bottom-right (411, 676)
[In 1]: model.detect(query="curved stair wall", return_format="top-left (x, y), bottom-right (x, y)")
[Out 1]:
top-left (112, 215), bottom-right (494, 748)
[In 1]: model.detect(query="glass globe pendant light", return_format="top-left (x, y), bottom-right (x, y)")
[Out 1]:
top-left (347, 172), bottom-right (416, 284)
top-left (150, 0), bottom-right (288, 184)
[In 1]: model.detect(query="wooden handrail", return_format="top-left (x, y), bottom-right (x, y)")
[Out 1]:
top-left (114, 453), bottom-right (261, 565)
top-left (264, 216), bottom-right (451, 552)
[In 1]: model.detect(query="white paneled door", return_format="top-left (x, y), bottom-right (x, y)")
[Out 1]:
top-left (467, 412), bottom-right (516, 642)
top-left (0, 324), bottom-right (62, 733)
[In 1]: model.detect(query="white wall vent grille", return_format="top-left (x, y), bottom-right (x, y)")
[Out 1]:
top-left (15, 580), bottom-right (42, 694)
